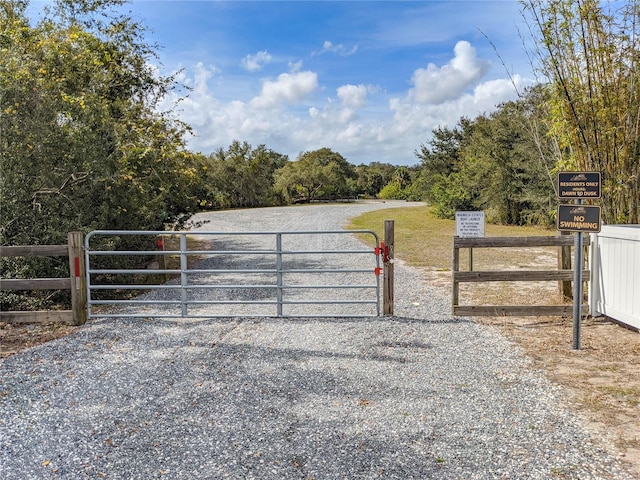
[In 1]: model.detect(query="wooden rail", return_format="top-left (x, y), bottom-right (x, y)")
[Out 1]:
top-left (0, 232), bottom-right (87, 325)
top-left (452, 235), bottom-right (590, 317)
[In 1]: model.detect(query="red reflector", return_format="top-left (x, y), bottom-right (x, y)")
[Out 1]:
top-left (375, 267), bottom-right (382, 276)
top-left (74, 257), bottom-right (80, 277)
top-left (156, 238), bottom-right (164, 249)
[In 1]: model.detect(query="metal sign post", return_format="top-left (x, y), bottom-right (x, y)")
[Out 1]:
top-left (572, 201), bottom-right (584, 350)
top-left (557, 172), bottom-right (602, 350)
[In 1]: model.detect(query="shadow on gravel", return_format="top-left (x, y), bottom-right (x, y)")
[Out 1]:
top-left (86, 316), bottom-right (472, 331)
top-left (3, 308), bottom-right (632, 479)
top-left (201, 340), bottom-right (421, 364)
top-left (92, 316), bottom-right (472, 330)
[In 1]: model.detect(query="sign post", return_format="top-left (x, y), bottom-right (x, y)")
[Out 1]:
top-left (573, 213), bottom-right (584, 350)
top-left (557, 172), bottom-right (602, 350)
top-left (455, 211), bottom-right (485, 271)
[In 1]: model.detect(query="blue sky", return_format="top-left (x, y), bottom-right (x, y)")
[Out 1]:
top-left (30, 1), bottom-right (538, 165)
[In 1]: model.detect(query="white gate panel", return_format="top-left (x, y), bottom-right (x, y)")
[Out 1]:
top-left (590, 225), bottom-right (640, 329)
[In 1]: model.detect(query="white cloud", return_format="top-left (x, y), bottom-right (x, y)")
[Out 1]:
top-left (337, 84), bottom-right (368, 108)
top-left (313, 40), bottom-right (358, 57)
top-left (288, 60), bottom-right (303, 73)
top-left (409, 40), bottom-right (491, 104)
top-left (472, 75), bottom-right (530, 106)
top-left (195, 63), bottom-right (219, 95)
top-left (241, 50), bottom-right (272, 72)
top-left (250, 71), bottom-right (319, 108)
top-left (159, 45), bottom-right (529, 165)
top-left (387, 74), bottom-right (528, 154)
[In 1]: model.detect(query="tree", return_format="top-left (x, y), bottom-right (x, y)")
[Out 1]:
top-left (274, 148), bottom-right (356, 203)
top-left (523, 0), bottom-right (640, 223)
top-left (414, 89), bottom-right (556, 224)
top-left (0, 0), bottom-right (198, 247)
top-left (413, 119), bottom-right (476, 214)
top-left (461, 104), bottom-right (554, 225)
top-left (354, 162), bottom-right (396, 197)
top-left (415, 122), bottom-right (469, 179)
top-left (205, 141), bottom-right (288, 209)
top-left (392, 167), bottom-right (412, 190)
top-left (414, 119), bottom-right (474, 205)
top-left (378, 182), bottom-right (407, 200)
top-left (0, 0), bottom-right (200, 309)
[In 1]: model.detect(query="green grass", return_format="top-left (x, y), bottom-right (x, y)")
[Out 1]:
top-left (348, 205), bottom-right (556, 271)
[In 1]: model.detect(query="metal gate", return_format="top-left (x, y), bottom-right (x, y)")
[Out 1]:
top-left (85, 229), bottom-right (382, 319)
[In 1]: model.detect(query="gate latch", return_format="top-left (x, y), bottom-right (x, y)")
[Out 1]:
top-left (376, 242), bottom-right (391, 264)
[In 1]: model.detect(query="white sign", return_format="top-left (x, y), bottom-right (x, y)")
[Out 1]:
top-left (455, 211), bottom-right (485, 237)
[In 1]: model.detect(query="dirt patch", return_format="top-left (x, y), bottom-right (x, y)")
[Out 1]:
top-left (422, 268), bottom-right (640, 477)
top-left (0, 321), bottom-right (75, 358)
top-left (476, 315), bottom-right (640, 477)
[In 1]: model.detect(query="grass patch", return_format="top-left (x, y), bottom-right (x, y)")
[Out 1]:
top-left (349, 205), bottom-right (563, 306)
top-left (348, 205), bottom-right (556, 271)
top-left (598, 386), bottom-right (640, 407)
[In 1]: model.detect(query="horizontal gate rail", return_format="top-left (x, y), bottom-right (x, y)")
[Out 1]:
top-left (85, 229), bottom-right (380, 319)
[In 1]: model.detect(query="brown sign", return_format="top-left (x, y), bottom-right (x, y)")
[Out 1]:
top-left (557, 172), bottom-right (601, 199)
top-left (557, 204), bottom-right (601, 233)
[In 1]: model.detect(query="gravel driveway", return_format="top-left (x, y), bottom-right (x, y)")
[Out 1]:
top-left (0, 201), bottom-right (633, 479)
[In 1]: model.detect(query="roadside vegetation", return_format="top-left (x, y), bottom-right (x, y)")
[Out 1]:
top-left (349, 205), bottom-right (562, 309)
top-left (2, 0), bottom-right (639, 312)
top-left (348, 205), bottom-right (555, 270)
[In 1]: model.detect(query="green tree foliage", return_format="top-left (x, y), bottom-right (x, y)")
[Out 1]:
top-left (376, 166), bottom-right (424, 201)
top-left (354, 162), bottom-right (396, 197)
top-left (415, 88), bottom-right (556, 225)
top-left (1, 0), bottom-right (199, 247)
top-left (204, 141), bottom-right (288, 209)
top-left (377, 182), bottom-right (406, 200)
top-left (461, 104), bottom-right (555, 224)
top-left (428, 173), bottom-right (476, 218)
top-left (523, 0), bottom-right (640, 223)
top-left (274, 148), bottom-right (356, 203)
top-left (414, 119), bottom-right (475, 215)
top-left (392, 167), bottom-right (412, 190)
top-left (415, 120), bottom-right (472, 203)
top-left (0, 0), bottom-right (203, 308)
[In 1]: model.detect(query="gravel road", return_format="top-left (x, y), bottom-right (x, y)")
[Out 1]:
top-left (0, 201), bottom-right (633, 479)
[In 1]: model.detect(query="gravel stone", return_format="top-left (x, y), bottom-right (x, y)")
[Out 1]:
top-left (0, 201), bottom-right (633, 479)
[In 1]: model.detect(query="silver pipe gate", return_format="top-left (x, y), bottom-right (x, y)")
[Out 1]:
top-left (85, 230), bottom-right (381, 319)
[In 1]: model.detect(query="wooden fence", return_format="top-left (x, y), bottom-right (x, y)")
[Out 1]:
top-left (452, 235), bottom-right (590, 317)
top-left (0, 232), bottom-right (87, 325)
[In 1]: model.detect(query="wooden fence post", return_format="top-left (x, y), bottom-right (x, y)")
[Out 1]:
top-left (383, 220), bottom-right (394, 315)
top-left (558, 231), bottom-right (572, 301)
top-left (67, 232), bottom-right (87, 325)
top-left (452, 237), bottom-right (460, 316)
